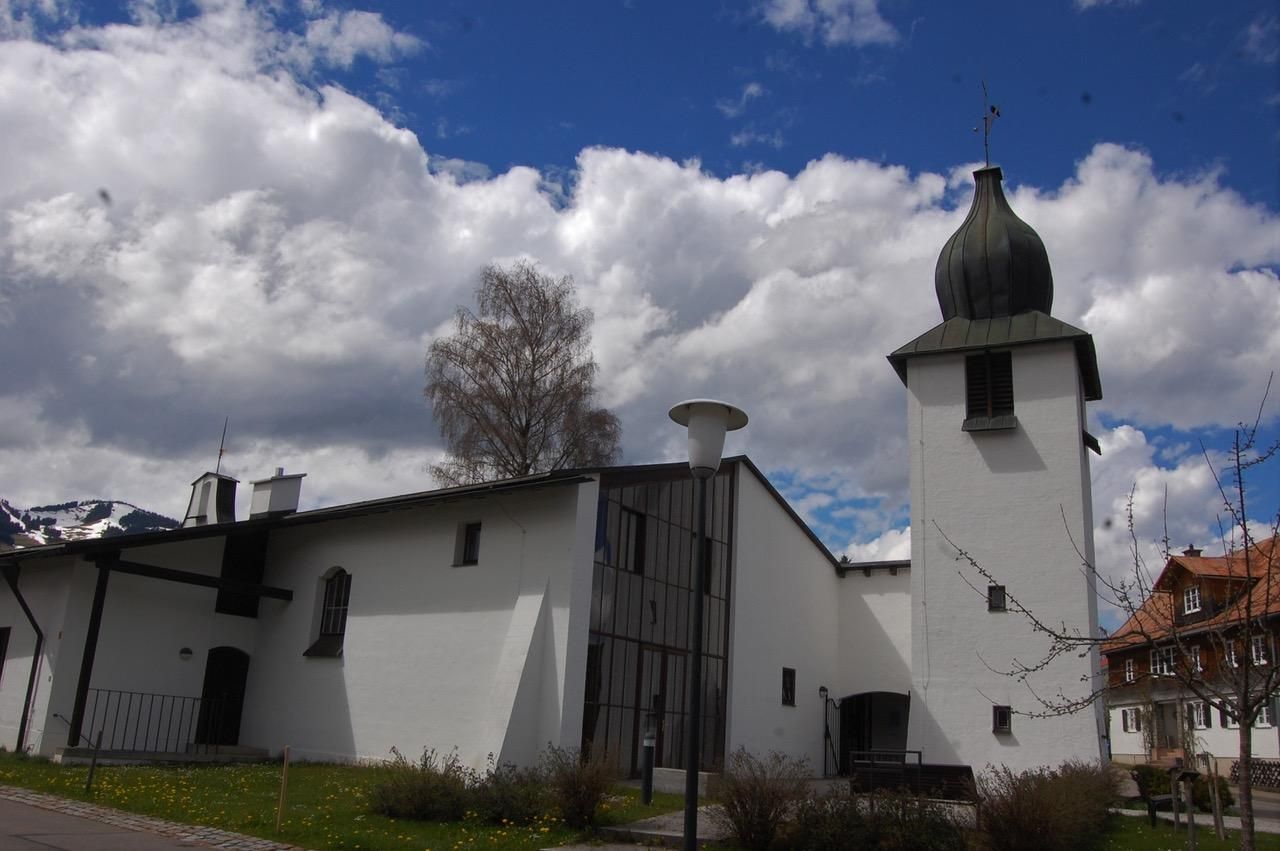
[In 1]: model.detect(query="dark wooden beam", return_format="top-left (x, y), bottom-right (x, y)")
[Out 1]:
top-left (69, 558), bottom-right (112, 747)
top-left (108, 558), bottom-right (293, 601)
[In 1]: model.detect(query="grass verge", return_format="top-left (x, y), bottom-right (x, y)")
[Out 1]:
top-left (0, 752), bottom-right (683, 850)
top-left (1103, 813), bottom-right (1280, 850)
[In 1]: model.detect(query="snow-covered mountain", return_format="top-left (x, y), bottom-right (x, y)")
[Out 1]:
top-left (0, 499), bottom-right (179, 551)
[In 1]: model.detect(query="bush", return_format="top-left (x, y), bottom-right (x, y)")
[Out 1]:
top-left (976, 759), bottom-right (1116, 851)
top-left (542, 745), bottom-right (613, 828)
top-left (712, 749), bottom-right (810, 851)
top-left (1130, 763), bottom-right (1233, 812)
top-left (785, 786), bottom-right (967, 851)
top-left (369, 747), bottom-right (476, 822)
top-left (472, 755), bottom-right (548, 825)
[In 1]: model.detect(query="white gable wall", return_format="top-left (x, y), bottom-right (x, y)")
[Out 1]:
top-left (0, 558), bottom-right (76, 754)
top-left (905, 342), bottom-right (1103, 771)
top-left (240, 481), bottom-right (595, 767)
top-left (726, 469), bottom-right (841, 771)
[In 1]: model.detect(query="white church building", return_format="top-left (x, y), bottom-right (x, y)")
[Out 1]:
top-left (0, 166), bottom-right (1104, 786)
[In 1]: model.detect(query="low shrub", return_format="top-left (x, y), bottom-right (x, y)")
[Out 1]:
top-left (369, 747), bottom-right (475, 822)
top-left (784, 786), bottom-right (967, 851)
top-left (712, 748), bottom-right (810, 851)
top-left (542, 745), bottom-right (614, 828)
top-left (1130, 763), bottom-right (1233, 812)
top-left (472, 756), bottom-right (548, 825)
top-left (976, 759), bottom-right (1116, 851)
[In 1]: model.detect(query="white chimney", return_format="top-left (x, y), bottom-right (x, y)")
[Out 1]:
top-left (249, 467), bottom-right (306, 518)
top-left (183, 473), bottom-right (238, 527)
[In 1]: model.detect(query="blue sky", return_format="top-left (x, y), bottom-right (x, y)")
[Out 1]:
top-left (0, 0), bottom-right (1277, 620)
top-left (280, 0), bottom-right (1279, 206)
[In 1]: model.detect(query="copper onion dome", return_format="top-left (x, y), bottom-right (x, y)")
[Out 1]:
top-left (934, 166), bottom-right (1053, 320)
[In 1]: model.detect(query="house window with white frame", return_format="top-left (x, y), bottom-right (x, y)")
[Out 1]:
top-left (1257, 702), bottom-right (1275, 728)
top-left (1228, 643), bottom-right (1240, 668)
top-left (1124, 658), bottom-right (1135, 683)
top-left (1183, 585), bottom-right (1202, 614)
top-left (1221, 706), bottom-right (1240, 728)
top-left (1190, 645), bottom-right (1203, 673)
top-left (1151, 646), bottom-right (1175, 677)
top-left (1253, 635), bottom-right (1270, 666)
top-left (1189, 701), bottom-right (1211, 730)
top-left (1121, 707), bottom-right (1142, 733)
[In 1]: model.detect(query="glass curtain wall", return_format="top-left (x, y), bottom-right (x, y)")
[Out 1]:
top-left (581, 465), bottom-right (735, 776)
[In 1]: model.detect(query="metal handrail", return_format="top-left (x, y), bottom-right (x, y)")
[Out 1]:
top-left (81, 687), bottom-right (220, 754)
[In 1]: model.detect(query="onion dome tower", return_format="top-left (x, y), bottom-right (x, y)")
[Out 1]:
top-left (886, 163), bottom-right (1105, 774)
top-left (934, 166), bottom-right (1053, 320)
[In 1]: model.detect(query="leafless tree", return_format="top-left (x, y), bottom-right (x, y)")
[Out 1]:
top-left (425, 261), bottom-right (621, 487)
top-left (941, 376), bottom-right (1279, 851)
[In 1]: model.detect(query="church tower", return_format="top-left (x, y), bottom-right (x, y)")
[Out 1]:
top-left (888, 166), bottom-right (1104, 772)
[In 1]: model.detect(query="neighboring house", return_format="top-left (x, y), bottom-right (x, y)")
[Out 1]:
top-left (1104, 538), bottom-right (1280, 773)
top-left (0, 163), bottom-right (1106, 780)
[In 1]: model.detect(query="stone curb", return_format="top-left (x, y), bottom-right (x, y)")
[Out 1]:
top-left (0, 784), bottom-right (304, 850)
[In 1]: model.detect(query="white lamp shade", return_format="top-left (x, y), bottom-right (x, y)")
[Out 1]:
top-left (668, 399), bottom-right (749, 478)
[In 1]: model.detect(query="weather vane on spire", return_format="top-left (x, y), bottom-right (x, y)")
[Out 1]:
top-left (972, 80), bottom-right (1000, 167)
top-left (214, 417), bottom-right (229, 475)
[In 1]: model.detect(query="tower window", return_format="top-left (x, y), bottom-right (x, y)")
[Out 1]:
top-left (987, 585), bottom-right (1007, 612)
top-left (992, 704), bottom-right (1012, 734)
top-left (963, 351), bottom-right (1017, 431)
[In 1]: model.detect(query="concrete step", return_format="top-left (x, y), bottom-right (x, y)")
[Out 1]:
top-left (596, 805), bottom-right (729, 849)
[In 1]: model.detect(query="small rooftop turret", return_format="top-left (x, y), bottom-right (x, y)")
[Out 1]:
top-left (183, 472), bottom-right (237, 527)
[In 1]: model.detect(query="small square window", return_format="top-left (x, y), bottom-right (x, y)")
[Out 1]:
top-left (454, 522), bottom-right (481, 566)
top-left (992, 705), bottom-right (1012, 734)
top-left (987, 585), bottom-right (1007, 612)
top-left (781, 668), bottom-right (796, 707)
top-left (1151, 647), bottom-right (1175, 676)
top-left (1257, 703), bottom-right (1275, 728)
top-left (1183, 586), bottom-right (1202, 615)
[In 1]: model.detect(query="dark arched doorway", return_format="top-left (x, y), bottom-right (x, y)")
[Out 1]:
top-left (839, 691), bottom-right (909, 774)
top-left (195, 646), bottom-right (250, 747)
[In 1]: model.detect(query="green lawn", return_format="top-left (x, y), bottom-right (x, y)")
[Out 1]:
top-left (0, 752), bottom-right (685, 850)
top-left (1105, 814), bottom-right (1280, 850)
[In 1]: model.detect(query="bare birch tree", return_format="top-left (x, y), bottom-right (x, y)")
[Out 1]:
top-left (425, 261), bottom-right (621, 487)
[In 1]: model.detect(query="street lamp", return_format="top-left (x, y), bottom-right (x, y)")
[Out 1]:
top-left (668, 399), bottom-right (748, 851)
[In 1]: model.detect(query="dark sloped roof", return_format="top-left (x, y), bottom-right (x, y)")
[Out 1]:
top-left (0, 457), bottom-right (841, 571)
top-left (886, 311), bottom-right (1103, 401)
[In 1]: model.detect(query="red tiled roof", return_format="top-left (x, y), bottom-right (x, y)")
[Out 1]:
top-left (1103, 536), bottom-right (1280, 653)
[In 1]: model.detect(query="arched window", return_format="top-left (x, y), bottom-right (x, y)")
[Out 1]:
top-left (304, 568), bottom-right (351, 657)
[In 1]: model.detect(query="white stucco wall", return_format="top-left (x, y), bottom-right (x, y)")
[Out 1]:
top-left (1108, 701), bottom-right (1280, 764)
top-left (240, 481), bottom-right (596, 768)
top-left (905, 342), bottom-right (1103, 772)
top-left (836, 570), bottom-right (911, 699)
top-left (725, 469), bottom-right (842, 771)
top-left (0, 558), bottom-right (75, 753)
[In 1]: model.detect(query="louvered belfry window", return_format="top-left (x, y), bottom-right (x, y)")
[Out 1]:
top-left (964, 351), bottom-right (1015, 430)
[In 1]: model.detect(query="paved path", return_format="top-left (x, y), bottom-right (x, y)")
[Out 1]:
top-left (0, 785), bottom-right (300, 851)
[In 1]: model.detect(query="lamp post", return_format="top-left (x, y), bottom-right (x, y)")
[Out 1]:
top-left (668, 399), bottom-right (748, 851)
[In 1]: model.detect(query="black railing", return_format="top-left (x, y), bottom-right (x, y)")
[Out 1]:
top-left (83, 688), bottom-right (230, 754)
top-left (847, 749), bottom-right (975, 800)
top-left (821, 696), bottom-right (841, 777)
